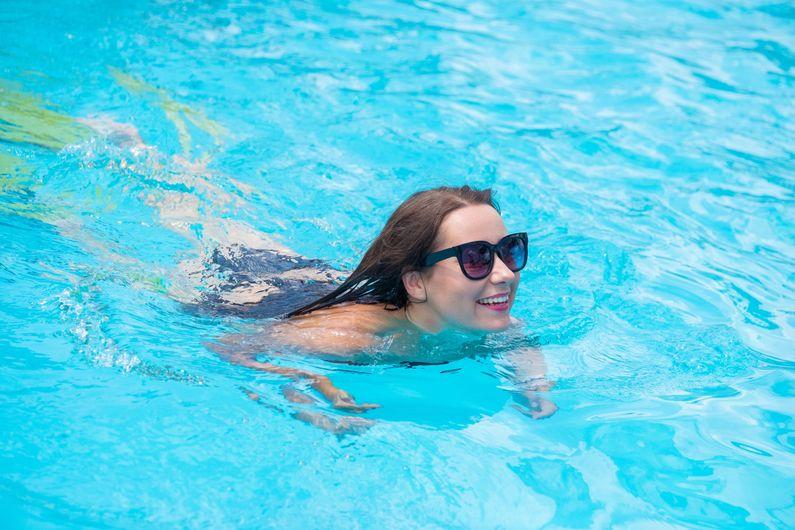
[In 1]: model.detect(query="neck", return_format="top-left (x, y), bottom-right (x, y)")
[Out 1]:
top-left (404, 303), bottom-right (443, 334)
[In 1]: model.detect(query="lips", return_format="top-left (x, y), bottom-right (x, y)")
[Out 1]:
top-left (476, 292), bottom-right (511, 312)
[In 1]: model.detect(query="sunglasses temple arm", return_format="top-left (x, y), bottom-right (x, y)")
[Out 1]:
top-left (423, 247), bottom-right (457, 267)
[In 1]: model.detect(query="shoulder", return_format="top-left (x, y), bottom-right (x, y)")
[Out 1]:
top-left (271, 323), bottom-right (376, 353)
top-left (299, 302), bottom-right (404, 330)
top-left (272, 302), bottom-right (405, 354)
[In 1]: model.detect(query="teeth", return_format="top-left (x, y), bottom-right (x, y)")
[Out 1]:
top-left (478, 295), bottom-right (508, 305)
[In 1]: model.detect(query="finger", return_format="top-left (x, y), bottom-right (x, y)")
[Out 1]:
top-left (532, 400), bottom-right (558, 419)
top-left (512, 402), bottom-right (557, 420)
top-left (333, 400), bottom-right (380, 412)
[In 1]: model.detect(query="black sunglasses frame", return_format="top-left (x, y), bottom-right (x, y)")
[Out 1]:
top-left (421, 232), bottom-right (528, 280)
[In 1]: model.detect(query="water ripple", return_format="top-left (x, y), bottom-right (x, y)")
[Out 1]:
top-left (1, 0), bottom-right (793, 526)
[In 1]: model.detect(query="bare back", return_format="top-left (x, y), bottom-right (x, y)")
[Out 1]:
top-left (266, 302), bottom-right (410, 355)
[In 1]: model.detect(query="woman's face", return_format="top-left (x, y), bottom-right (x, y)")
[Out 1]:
top-left (413, 204), bottom-right (520, 332)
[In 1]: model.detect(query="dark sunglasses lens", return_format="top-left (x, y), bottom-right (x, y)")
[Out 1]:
top-left (498, 235), bottom-right (527, 271)
top-left (460, 244), bottom-right (493, 279)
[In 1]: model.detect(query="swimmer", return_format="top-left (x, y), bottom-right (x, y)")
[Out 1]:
top-left (1, 80), bottom-right (554, 422)
top-left (210, 186), bottom-right (557, 419)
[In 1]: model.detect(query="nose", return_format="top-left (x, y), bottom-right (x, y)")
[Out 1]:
top-left (489, 255), bottom-right (516, 285)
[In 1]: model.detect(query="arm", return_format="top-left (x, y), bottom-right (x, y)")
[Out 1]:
top-left (209, 343), bottom-right (378, 413)
top-left (501, 346), bottom-right (557, 419)
top-left (503, 346), bottom-right (554, 391)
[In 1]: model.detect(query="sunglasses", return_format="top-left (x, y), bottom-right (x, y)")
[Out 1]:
top-left (422, 232), bottom-right (528, 280)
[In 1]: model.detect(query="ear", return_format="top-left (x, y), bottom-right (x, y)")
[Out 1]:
top-left (401, 269), bottom-right (427, 303)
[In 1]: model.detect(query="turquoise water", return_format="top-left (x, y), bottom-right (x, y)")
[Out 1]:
top-left (1, 0), bottom-right (794, 527)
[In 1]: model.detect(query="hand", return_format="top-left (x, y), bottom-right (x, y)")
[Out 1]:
top-left (514, 393), bottom-right (558, 420)
top-left (330, 389), bottom-right (380, 412)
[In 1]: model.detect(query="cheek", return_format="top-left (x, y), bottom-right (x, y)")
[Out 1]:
top-left (427, 269), bottom-right (479, 312)
top-left (450, 289), bottom-right (486, 325)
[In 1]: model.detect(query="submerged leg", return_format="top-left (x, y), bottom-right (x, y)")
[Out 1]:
top-left (293, 410), bottom-right (375, 436)
top-left (281, 384), bottom-right (317, 404)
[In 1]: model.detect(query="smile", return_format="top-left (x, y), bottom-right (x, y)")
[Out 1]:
top-left (476, 293), bottom-right (511, 311)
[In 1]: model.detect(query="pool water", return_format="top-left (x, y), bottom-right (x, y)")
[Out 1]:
top-left (1, 0), bottom-right (793, 527)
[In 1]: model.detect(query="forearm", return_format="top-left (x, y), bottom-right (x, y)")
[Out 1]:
top-left (501, 346), bottom-right (557, 419)
top-left (221, 350), bottom-right (377, 411)
top-left (503, 347), bottom-right (552, 390)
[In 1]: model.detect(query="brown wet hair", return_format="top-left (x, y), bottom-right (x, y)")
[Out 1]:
top-left (286, 185), bottom-right (498, 317)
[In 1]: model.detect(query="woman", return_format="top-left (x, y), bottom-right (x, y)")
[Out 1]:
top-left (1, 82), bottom-right (553, 422)
top-left (210, 186), bottom-right (556, 419)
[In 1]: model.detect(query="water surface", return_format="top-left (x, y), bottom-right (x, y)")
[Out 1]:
top-left (1, 0), bottom-right (793, 527)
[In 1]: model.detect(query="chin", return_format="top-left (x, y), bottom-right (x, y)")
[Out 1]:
top-left (474, 316), bottom-right (512, 331)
